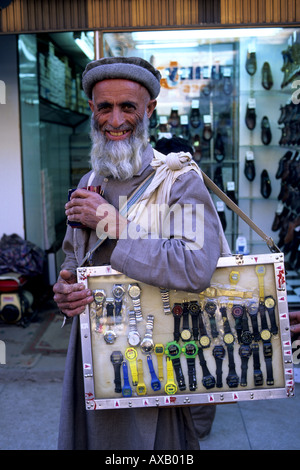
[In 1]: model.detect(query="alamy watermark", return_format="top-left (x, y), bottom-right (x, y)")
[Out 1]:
top-left (292, 80), bottom-right (300, 104)
top-left (0, 340), bottom-right (6, 364)
top-left (0, 80), bottom-right (6, 104)
top-left (96, 198), bottom-right (205, 251)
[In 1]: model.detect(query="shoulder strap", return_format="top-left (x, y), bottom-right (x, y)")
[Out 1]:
top-left (200, 170), bottom-right (280, 254)
top-left (79, 171), bottom-right (155, 267)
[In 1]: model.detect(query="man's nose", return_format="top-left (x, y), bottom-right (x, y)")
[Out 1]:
top-left (108, 108), bottom-right (124, 128)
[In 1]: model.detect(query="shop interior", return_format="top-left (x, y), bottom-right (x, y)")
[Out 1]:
top-left (17, 27), bottom-right (300, 285)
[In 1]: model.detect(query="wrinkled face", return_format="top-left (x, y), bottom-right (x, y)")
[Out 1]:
top-left (89, 79), bottom-right (156, 142)
top-left (88, 79), bottom-right (156, 180)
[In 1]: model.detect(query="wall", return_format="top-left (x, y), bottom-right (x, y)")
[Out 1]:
top-left (0, 35), bottom-right (24, 239)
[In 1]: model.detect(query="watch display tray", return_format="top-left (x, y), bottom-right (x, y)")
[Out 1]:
top-left (78, 253), bottom-right (294, 411)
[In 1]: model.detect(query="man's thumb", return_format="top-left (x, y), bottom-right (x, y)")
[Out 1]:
top-left (59, 269), bottom-right (77, 284)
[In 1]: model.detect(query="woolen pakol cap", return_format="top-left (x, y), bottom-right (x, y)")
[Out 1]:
top-left (82, 57), bottom-right (162, 100)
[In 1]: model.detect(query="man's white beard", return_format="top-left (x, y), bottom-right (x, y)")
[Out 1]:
top-left (90, 114), bottom-right (149, 180)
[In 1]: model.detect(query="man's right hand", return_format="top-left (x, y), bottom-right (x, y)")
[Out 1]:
top-left (53, 269), bottom-right (94, 317)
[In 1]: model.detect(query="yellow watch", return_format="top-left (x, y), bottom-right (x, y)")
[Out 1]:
top-left (136, 359), bottom-right (147, 396)
top-left (260, 329), bottom-right (271, 342)
top-left (125, 347), bottom-right (138, 386)
top-left (164, 357), bottom-right (178, 395)
top-left (154, 344), bottom-right (164, 381)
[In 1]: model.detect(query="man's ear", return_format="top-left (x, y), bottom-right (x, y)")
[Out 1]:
top-left (147, 99), bottom-right (157, 119)
top-left (88, 100), bottom-right (94, 112)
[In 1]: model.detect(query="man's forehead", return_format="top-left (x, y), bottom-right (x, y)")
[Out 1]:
top-left (92, 78), bottom-right (150, 101)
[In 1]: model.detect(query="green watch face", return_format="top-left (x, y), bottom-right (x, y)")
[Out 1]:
top-left (183, 341), bottom-right (198, 357)
top-left (166, 341), bottom-right (181, 358)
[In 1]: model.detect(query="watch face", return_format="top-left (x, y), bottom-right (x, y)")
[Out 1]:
top-left (137, 385), bottom-right (147, 395)
top-left (165, 383), bottom-right (177, 395)
top-left (154, 344), bottom-right (164, 355)
top-left (112, 285), bottom-right (125, 299)
top-left (128, 331), bottom-right (141, 347)
top-left (172, 304), bottom-right (183, 317)
top-left (185, 342), bottom-right (197, 356)
top-left (241, 331), bottom-right (253, 345)
top-left (247, 301), bottom-right (259, 316)
top-left (140, 339), bottom-right (154, 354)
top-left (167, 343), bottom-right (180, 357)
top-left (239, 344), bottom-right (252, 358)
top-left (110, 351), bottom-right (123, 364)
top-left (213, 345), bottom-right (225, 359)
top-left (125, 347), bottom-right (137, 361)
top-left (205, 301), bottom-right (217, 315)
top-left (224, 333), bottom-right (234, 345)
top-left (231, 305), bottom-right (243, 318)
top-left (261, 329), bottom-right (271, 341)
top-left (93, 289), bottom-right (106, 304)
top-left (189, 302), bottom-right (200, 315)
top-left (128, 284), bottom-right (141, 299)
top-left (256, 266), bottom-right (266, 275)
top-left (199, 335), bottom-right (210, 348)
top-left (265, 296), bottom-right (275, 309)
top-left (181, 329), bottom-right (192, 341)
top-left (202, 375), bottom-right (216, 390)
top-left (229, 271), bottom-right (240, 284)
top-left (104, 330), bottom-right (117, 344)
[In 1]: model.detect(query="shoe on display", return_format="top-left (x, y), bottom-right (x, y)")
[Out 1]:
top-left (169, 109), bottom-right (180, 128)
top-left (276, 151), bottom-right (293, 179)
top-left (261, 62), bottom-right (273, 90)
top-left (190, 108), bottom-right (201, 129)
top-left (245, 104), bottom-right (256, 130)
top-left (213, 166), bottom-right (224, 192)
top-left (261, 116), bottom-right (272, 145)
top-left (245, 51), bottom-right (257, 76)
top-left (214, 132), bottom-right (225, 162)
top-left (244, 156), bottom-right (256, 182)
top-left (260, 169), bottom-right (272, 199)
top-left (203, 123), bottom-right (213, 141)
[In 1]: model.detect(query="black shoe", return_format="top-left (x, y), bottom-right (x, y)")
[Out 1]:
top-left (261, 62), bottom-right (273, 90)
top-left (244, 156), bottom-right (256, 181)
top-left (245, 105), bottom-right (256, 130)
top-left (213, 165), bottom-right (224, 191)
top-left (190, 108), bottom-right (201, 128)
top-left (261, 169), bottom-right (272, 198)
top-left (246, 51), bottom-right (257, 76)
top-left (214, 132), bottom-right (225, 162)
top-left (261, 116), bottom-right (272, 145)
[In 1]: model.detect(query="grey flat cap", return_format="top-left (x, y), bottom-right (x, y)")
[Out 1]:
top-left (82, 57), bottom-right (161, 100)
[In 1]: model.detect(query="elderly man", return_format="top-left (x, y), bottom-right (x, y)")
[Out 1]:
top-left (53, 57), bottom-right (228, 450)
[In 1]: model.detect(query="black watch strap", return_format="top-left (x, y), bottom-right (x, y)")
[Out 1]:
top-left (226, 344), bottom-right (239, 388)
top-left (263, 342), bottom-right (274, 385)
top-left (172, 357), bottom-right (186, 391)
top-left (198, 348), bottom-right (216, 389)
top-left (239, 344), bottom-right (252, 387)
top-left (213, 345), bottom-right (225, 388)
top-left (187, 357), bottom-right (197, 391)
top-left (252, 343), bottom-right (263, 386)
top-left (113, 363), bottom-right (122, 393)
top-left (249, 313), bottom-right (260, 342)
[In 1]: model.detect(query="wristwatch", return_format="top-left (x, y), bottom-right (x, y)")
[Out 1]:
top-left (159, 287), bottom-right (171, 315)
top-left (181, 302), bottom-right (192, 342)
top-left (221, 305), bottom-right (235, 347)
top-left (213, 344), bottom-right (225, 388)
top-left (165, 357), bottom-right (178, 395)
top-left (165, 341), bottom-right (186, 391)
top-left (264, 295), bottom-right (278, 335)
top-left (182, 341), bottom-right (198, 391)
top-left (136, 359), bottom-right (147, 395)
top-left (140, 314), bottom-right (155, 354)
top-left (251, 342), bottom-right (263, 386)
top-left (128, 283), bottom-right (143, 322)
top-left (240, 306), bottom-right (253, 345)
top-left (154, 344), bottom-right (164, 381)
top-left (197, 347), bottom-right (216, 390)
top-left (110, 351), bottom-right (123, 393)
top-left (226, 341), bottom-right (239, 388)
top-left (146, 354), bottom-right (161, 391)
top-left (112, 284), bottom-right (125, 323)
top-left (247, 301), bottom-right (260, 342)
top-left (231, 304), bottom-right (244, 343)
top-left (172, 303), bottom-right (183, 342)
top-left (103, 298), bottom-right (117, 344)
top-left (259, 304), bottom-right (274, 385)
top-left (92, 289), bottom-right (106, 332)
top-left (205, 301), bottom-right (219, 338)
top-left (127, 310), bottom-right (141, 347)
top-left (198, 305), bottom-right (211, 349)
top-left (189, 300), bottom-right (200, 341)
top-left (239, 344), bottom-right (252, 387)
top-left (125, 347), bottom-right (138, 386)
top-left (122, 361), bottom-right (132, 397)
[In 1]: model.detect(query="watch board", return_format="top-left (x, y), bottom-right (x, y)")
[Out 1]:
top-left (78, 252), bottom-right (294, 410)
